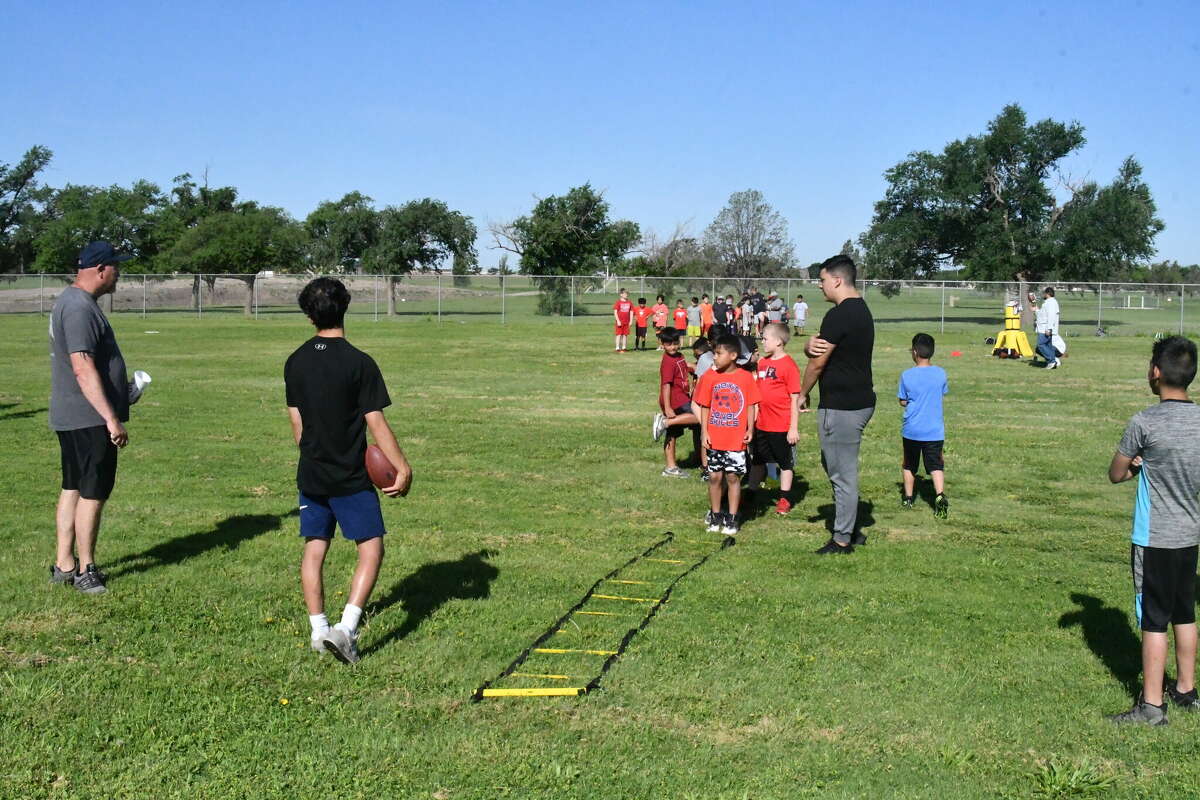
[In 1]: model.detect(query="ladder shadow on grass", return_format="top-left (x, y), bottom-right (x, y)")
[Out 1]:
top-left (105, 509), bottom-right (298, 579)
top-left (1058, 593), bottom-right (1141, 697)
top-left (362, 549), bottom-right (499, 656)
top-left (0, 405), bottom-right (46, 422)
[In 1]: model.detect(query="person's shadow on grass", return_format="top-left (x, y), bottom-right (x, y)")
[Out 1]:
top-left (741, 478), bottom-right (810, 522)
top-left (1058, 592), bottom-right (1141, 696)
top-left (807, 500), bottom-right (875, 539)
top-left (894, 479), bottom-right (940, 512)
top-left (106, 509), bottom-right (297, 579)
top-left (363, 549), bottom-right (500, 656)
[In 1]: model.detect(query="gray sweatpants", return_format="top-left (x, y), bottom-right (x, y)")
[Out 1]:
top-left (817, 407), bottom-right (875, 544)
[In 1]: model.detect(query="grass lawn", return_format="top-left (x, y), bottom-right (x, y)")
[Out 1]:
top-left (2, 303), bottom-right (1199, 799)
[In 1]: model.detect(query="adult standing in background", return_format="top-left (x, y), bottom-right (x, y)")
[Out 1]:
top-left (1034, 287), bottom-right (1061, 369)
top-left (766, 291), bottom-right (785, 326)
top-left (799, 255), bottom-right (875, 555)
top-left (48, 242), bottom-right (134, 594)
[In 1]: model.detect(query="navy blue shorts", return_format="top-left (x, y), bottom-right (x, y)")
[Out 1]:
top-left (299, 489), bottom-right (386, 542)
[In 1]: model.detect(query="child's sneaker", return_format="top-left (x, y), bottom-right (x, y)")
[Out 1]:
top-left (705, 511), bottom-right (722, 532)
top-left (934, 494), bottom-right (949, 519)
top-left (73, 564), bottom-right (107, 595)
top-left (661, 466), bottom-right (687, 478)
top-left (1167, 681), bottom-right (1200, 711)
top-left (1107, 695), bottom-right (1167, 726)
top-left (775, 497), bottom-right (793, 515)
top-left (721, 514), bottom-right (740, 536)
top-left (652, 413), bottom-right (667, 442)
top-left (322, 626), bottom-right (360, 664)
top-left (901, 495), bottom-right (915, 509)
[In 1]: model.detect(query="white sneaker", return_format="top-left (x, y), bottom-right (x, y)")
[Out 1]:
top-left (1047, 360), bottom-right (1059, 370)
top-left (322, 625), bottom-right (360, 664)
top-left (652, 412), bottom-right (667, 442)
top-left (311, 633), bottom-right (329, 654)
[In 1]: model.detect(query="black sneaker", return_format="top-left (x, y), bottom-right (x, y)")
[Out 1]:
top-left (721, 514), bottom-right (740, 536)
top-left (1107, 695), bottom-right (1167, 726)
top-left (74, 564), bottom-right (107, 595)
top-left (934, 494), bottom-right (949, 519)
top-left (1167, 681), bottom-right (1200, 711)
top-left (901, 496), bottom-right (915, 509)
top-left (849, 532), bottom-right (868, 547)
top-left (815, 539), bottom-right (854, 555)
top-left (705, 511), bottom-right (724, 533)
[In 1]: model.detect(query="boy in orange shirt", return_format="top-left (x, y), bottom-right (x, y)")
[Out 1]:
top-left (699, 294), bottom-right (714, 337)
top-left (692, 335), bottom-right (761, 535)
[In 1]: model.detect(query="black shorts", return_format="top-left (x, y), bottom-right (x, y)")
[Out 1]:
top-left (902, 438), bottom-right (944, 473)
top-left (1132, 544), bottom-right (1198, 633)
top-left (751, 429), bottom-right (795, 470)
top-left (635, 326), bottom-right (648, 337)
top-left (57, 425), bottom-right (119, 500)
top-left (665, 404), bottom-right (698, 441)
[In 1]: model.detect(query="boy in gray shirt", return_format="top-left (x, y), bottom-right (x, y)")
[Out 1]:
top-left (1107, 336), bottom-right (1200, 725)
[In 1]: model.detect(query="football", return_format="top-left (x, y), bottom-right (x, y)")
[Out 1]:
top-left (365, 444), bottom-right (396, 490)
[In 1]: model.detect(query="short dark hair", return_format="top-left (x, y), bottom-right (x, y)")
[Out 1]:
top-left (658, 328), bottom-right (681, 343)
top-left (298, 277), bottom-right (350, 330)
top-left (692, 338), bottom-right (711, 354)
top-left (691, 296), bottom-right (699, 303)
top-left (1043, 286), bottom-right (1055, 297)
top-left (637, 297), bottom-right (646, 304)
top-left (820, 254), bottom-right (856, 286)
top-left (911, 333), bottom-right (935, 359)
top-left (714, 335), bottom-right (741, 355)
top-left (797, 294), bottom-right (804, 299)
top-left (656, 294), bottom-right (664, 302)
top-left (1152, 335), bottom-right (1198, 389)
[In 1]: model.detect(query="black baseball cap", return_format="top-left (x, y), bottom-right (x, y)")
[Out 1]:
top-left (78, 241), bottom-right (134, 269)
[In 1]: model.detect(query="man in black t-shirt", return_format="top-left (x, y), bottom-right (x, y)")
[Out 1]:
top-left (799, 255), bottom-right (875, 554)
top-left (285, 278), bottom-right (412, 664)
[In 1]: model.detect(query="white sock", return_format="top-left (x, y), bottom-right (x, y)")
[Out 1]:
top-left (337, 604), bottom-right (363, 634)
top-left (309, 613), bottom-right (330, 638)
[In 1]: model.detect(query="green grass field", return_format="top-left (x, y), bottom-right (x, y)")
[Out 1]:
top-left (2, 305), bottom-right (1199, 799)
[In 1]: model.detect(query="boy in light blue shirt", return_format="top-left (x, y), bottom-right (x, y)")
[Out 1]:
top-left (897, 333), bottom-right (949, 517)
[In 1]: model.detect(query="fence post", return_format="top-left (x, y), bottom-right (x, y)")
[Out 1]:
top-left (143, 274), bottom-right (147, 317)
top-left (940, 281), bottom-right (946, 333)
top-left (501, 274), bottom-right (506, 324)
top-left (1097, 283), bottom-right (1103, 333)
top-left (198, 275), bottom-right (203, 318)
top-left (373, 275), bottom-right (379, 321)
top-left (1181, 284), bottom-right (1186, 335)
top-left (39, 273), bottom-right (44, 314)
top-left (253, 275), bottom-right (258, 320)
top-left (570, 276), bottom-right (575, 322)
top-left (436, 274), bottom-right (442, 322)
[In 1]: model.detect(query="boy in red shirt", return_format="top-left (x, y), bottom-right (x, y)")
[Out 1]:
top-left (632, 297), bottom-right (653, 351)
top-left (747, 323), bottom-right (802, 514)
top-left (612, 288), bottom-right (634, 352)
top-left (652, 329), bottom-right (701, 477)
top-left (672, 299), bottom-right (688, 334)
top-left (693, 335), bottom-right (761, 535)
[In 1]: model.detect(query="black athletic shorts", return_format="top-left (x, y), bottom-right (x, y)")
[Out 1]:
top-left (57, 425), bottom-right (119, 500)
top-left (751, 429), bottom-right (795, 470)
top-left (665, 404), bottom-right (698, 441)
top-left (635, 326), bottom-right (647, 337)
top-left (1132, 544), bottom-right (1198, 633)
top-left (902, 438), bottom-right (944, 473)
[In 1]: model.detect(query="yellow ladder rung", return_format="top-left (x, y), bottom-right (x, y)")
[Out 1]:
top-left (593, 593), bottom-right (658, 603)
top-left (646, 558), bottom-right (684, 564)
top-left (480, 687), bottom-right (585, 697)
top-left (511, 672), bottom-right (571, 680)
top-left (605, 579), bottom-right (650, 585)
top-left (533, 648), bottom-right (617, 656)
top-left (576, 611), bottom-right (619, 617)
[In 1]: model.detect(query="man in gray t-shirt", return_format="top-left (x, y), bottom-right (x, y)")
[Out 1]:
top-left (47, 241), bottom-right (133, 595)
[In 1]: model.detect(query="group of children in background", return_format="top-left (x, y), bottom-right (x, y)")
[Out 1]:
top-left (613, 288), bottom-right (809, 353)
top-left (649, 320), bottom-right (951, 538)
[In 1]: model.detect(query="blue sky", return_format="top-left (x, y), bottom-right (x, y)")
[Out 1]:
top-left (3, 0), bottom-right (1197, 266)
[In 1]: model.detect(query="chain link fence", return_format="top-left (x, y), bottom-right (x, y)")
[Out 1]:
top-left (3, 273), bottom-right (1199, 338)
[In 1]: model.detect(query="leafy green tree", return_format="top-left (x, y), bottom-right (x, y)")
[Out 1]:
top-left (491, 184), bottom-right (639, 315)
top-left (365, 198), bottom-right (477, 315)
top-left (304, 191), bottom-right (378, 272)
top-left (0, 145), bottom-right (53, 274)
top-left (34, 180), bottom-right (169, 273)
top-left (860, 104), bottom-right (1163, 303)
top-left (164, 205), bottom-right (306, 315)
top-left (702, 190), bottom-right (796, 282)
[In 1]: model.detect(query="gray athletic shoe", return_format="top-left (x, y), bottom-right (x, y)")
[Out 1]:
top-left (1107, 696), bottom-right (1167, 726)
top-left (311, 634), bottom-right (329, 654)
top-left (661, 466), bottom-right (687, 478)
top-left (322, 626), bottom-right (360, 664)
top-left (73, 564), bottom-right (107, 595)
top-left (652, 412), bottom-right (667, 442)
top-left (49, 564), bottom-right (76, 585)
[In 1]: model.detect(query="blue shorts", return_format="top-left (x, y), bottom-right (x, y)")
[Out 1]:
top-left (299, 489), bottom-right (386, 542)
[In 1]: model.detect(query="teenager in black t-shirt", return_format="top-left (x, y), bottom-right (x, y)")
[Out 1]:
top-left (799, 255), bottom-right (875, 555)
top-left (285, 278), bottom-right (412, 664)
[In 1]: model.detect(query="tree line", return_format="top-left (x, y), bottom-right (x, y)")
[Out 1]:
top-left (0, 104), bottom-right (1185, 315)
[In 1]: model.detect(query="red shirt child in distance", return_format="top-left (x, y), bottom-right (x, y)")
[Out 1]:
top-left (672, 301), bottom-right (688, 333)
top-left (612, 288), bottom-right (634, 352)
top-left (654, 330), bottom-right (702, 477)
top-left (633, 298), bottom-right (653, 351)
top-left (692, 338), bottom-right (760, 534)
top-left (748, 323), bottom-right (803, 514)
